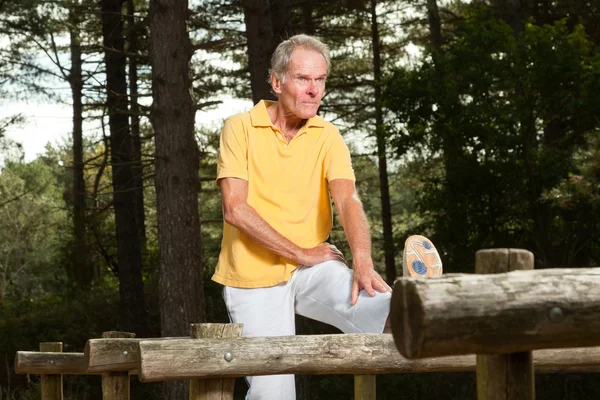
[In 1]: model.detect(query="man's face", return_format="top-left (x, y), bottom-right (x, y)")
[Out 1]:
top-left (272, 47), bottom-right (328, 120)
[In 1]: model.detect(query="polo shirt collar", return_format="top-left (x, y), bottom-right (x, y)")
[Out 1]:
top-left (250, 100), bottom-right (325, 129)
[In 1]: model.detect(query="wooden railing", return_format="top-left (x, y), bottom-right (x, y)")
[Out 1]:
top-left (15, 334), bottom-right (600, 399)
top-left (15, 249), bottom-right (600, 399)
top-left (390, 248), bottom-right (600, 400)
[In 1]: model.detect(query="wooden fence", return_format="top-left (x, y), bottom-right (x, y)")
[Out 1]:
top-left (14, 249), bottom-right (600, 399)
top-left (391, 248), bottom-right (600, 399)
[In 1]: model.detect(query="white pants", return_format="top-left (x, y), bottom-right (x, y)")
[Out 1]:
top-left (222, 260), bottom-right (392, 400)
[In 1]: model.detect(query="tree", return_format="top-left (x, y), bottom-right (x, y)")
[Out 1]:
top-left (0, 158), bottom-right (66, 303)
top-left (67, 0), bottom-right (90, 287)
top-left (101, 0), bottom-right (149, 336)
top-left (149, 0), bottom-right (205, 397)
top-left (242, 0), bottom-right (291, 103)
top-left (126, 0), bottom-right (148, 254)
top-left (384, 7), bottom-right (600, 270)
top-left (370, 0), bottom-right (396, 283)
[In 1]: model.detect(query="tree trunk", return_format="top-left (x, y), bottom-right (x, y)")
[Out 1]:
top-left (270, 0), bottom-right (291, 40)
top-left (426, 0), bottom-right (465, 262)
top-left (370, 0), bottom-right (396, 283)
top-left (68, 2), bottom-right (91, 287)
top-left (242, 0), bottom-right (277, 103)
top-left (126, 0), bottom-right (146, 256)
top-left (149, 0), bottom-right (206, 398)
top-left (301, 0), bottom-right (314, 34)
top-left (100, 0), bottom-right (149, 337)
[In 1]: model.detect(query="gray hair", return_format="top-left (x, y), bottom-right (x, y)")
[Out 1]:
top-left (269, 34), bottom-right (331, 83)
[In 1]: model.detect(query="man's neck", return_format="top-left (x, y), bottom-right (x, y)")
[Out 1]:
top-left (267, 103), bottom-right (306, 141)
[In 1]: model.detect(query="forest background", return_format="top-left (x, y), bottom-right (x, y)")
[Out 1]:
top-left (1, 0), bottom-right (599, 398)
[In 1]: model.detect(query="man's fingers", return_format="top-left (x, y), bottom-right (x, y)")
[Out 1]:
top-left (369, 271), bottom-right (392, 292)
top-left (328, 244), bottom-right (343, 256)
top-left (373, 278), bottom-right (392, 293)
top-left (351, 281), bottom-right (359, 305)
top-left (362, 280), bottom-right (376, 297)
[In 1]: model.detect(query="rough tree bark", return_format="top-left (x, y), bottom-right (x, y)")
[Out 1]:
top-left (149, 0), bottom-right (206, 398)
top-left (126, 0), bottom-right (147, 254)
top-left (301, 0), bottom-right (315, 34)
top-left (370, 0), bottom-right (396, 283)
top-left (67, 1), bottom-right (91, 287)
top-left (100, 0), bottom-right (149, 337)
top-left (242, 0), bottom-right (285, 103)
top-left (270, 0), bottom-right (292, 40)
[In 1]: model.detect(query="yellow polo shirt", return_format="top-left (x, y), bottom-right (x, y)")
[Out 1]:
top-left (212, 100), bottom-right (355, 288)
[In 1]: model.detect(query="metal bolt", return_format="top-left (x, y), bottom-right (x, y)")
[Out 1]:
top-left (549, 306), bottom-right (564, 322)
top-left (224, 352), bottom-right (233, 362)
top-left (122, 351), bottom-right (129, 356)
top-left (50, 360), bottom-right (55, 365)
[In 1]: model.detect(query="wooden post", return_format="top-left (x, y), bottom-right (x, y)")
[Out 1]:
top-left (101, 332), bottom-right (135, 400)
top-left (476, 249), bottom-right (534, 400)
top-left (40, 342), bottom-right (63, 400)
top-left (189, 323), bottom-right (243, 400)
top-left (354, 374), bottom-right (376, 400)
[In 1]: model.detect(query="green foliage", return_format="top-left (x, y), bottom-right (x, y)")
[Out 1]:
top-left (0, 159), bottom-right (67, 301)
top-left (385, 8), bottom-right (600, 271)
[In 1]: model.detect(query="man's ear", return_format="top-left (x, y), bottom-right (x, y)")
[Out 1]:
top-left (271, 72), bottom-right (282, 95)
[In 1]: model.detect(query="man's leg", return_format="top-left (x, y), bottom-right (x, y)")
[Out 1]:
top-left (223, 284), bottom-right (296, 400)
top-left (290, 260), bottom-right (392, 334)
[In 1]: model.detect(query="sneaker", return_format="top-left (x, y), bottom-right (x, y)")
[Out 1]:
top-left (402, 235), bottom-right (443, 277)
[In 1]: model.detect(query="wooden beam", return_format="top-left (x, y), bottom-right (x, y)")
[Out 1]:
top-left (189, 323), bottom-right (243, 400)
top-left (40, 342), bottom-right (63, 400)
top-left (390, 267), bottom-right (600, 359)
top-left (15, 352), bottom-right (95, 375)
top-left (85, 335), bottom-right (187, 373)
top-left (137, 334), bottom-right (600, 382)
top-left (475, 249), bottom-right (535, 400)
top-left (355, 374), bottom-right (376, 400)
top-left (85, 338), bottom-right (140, 373)
top-left (101, 332), bottom-right (135, 400)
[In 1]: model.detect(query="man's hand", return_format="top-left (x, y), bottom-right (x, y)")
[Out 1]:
top-left (299, 243), bottom-right (346, 266)
top-left (351, 261), bottom-right (392, 306)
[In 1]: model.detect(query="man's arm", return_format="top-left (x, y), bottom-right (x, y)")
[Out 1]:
top-left (220, 177), bottom-right (345, 266)
top-left (329, 179), bottom-right (392, 305)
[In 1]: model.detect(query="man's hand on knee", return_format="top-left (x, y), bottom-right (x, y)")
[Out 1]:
top-left (299, 243), bottom-right (346, 267)
top-left (351, 263), bottom-right (392, 306)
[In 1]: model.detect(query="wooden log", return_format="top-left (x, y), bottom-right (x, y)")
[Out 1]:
top-left (40, 342), bottom-right (63, 400)
top-left (85, 335), bottom-right (186, 373)
top-left (15, 352), bottom-right (94, 375)
top-left (390, 266), bottom-right (600, 358)
top-left (475, 249), bottom-right (534, 400)
top-left (101, 332), bottom-right (135, 400)
top-left (354, 374), bottom-right (376, 400)
top-left (85, 335), bottom-right (139, 373)
top-left (189, 323), bottom-right (243, 400)
top-left (137, 334), bottom-right (600, 381)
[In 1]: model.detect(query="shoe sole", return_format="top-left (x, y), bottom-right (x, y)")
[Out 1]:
top-left (403, 235), bottom-right (443, 277)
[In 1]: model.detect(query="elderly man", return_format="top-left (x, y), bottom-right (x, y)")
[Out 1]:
top-left (213, 34), bottom-right (442, 399)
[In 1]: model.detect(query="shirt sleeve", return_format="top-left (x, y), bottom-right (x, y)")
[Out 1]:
top-left (216, 116), bottom-right (249, 186)
top-left (325, 130), bottom-right (356, 182)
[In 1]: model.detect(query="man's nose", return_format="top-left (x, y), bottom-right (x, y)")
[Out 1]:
top-left (307, 80), bottom-right (320, 96)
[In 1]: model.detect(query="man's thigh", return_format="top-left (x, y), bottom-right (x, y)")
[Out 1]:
top-left (223, 284), bottom-right (297, 399)
top-left (290, 260), bottom-right (391, 334)
top-left (223, 283), bottom-right (295, 337)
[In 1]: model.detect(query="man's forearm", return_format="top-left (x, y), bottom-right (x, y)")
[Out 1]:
top-left (225, 202), bottom-right (304, 263)
top-left (338, 195), bottom-right (372, 266)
